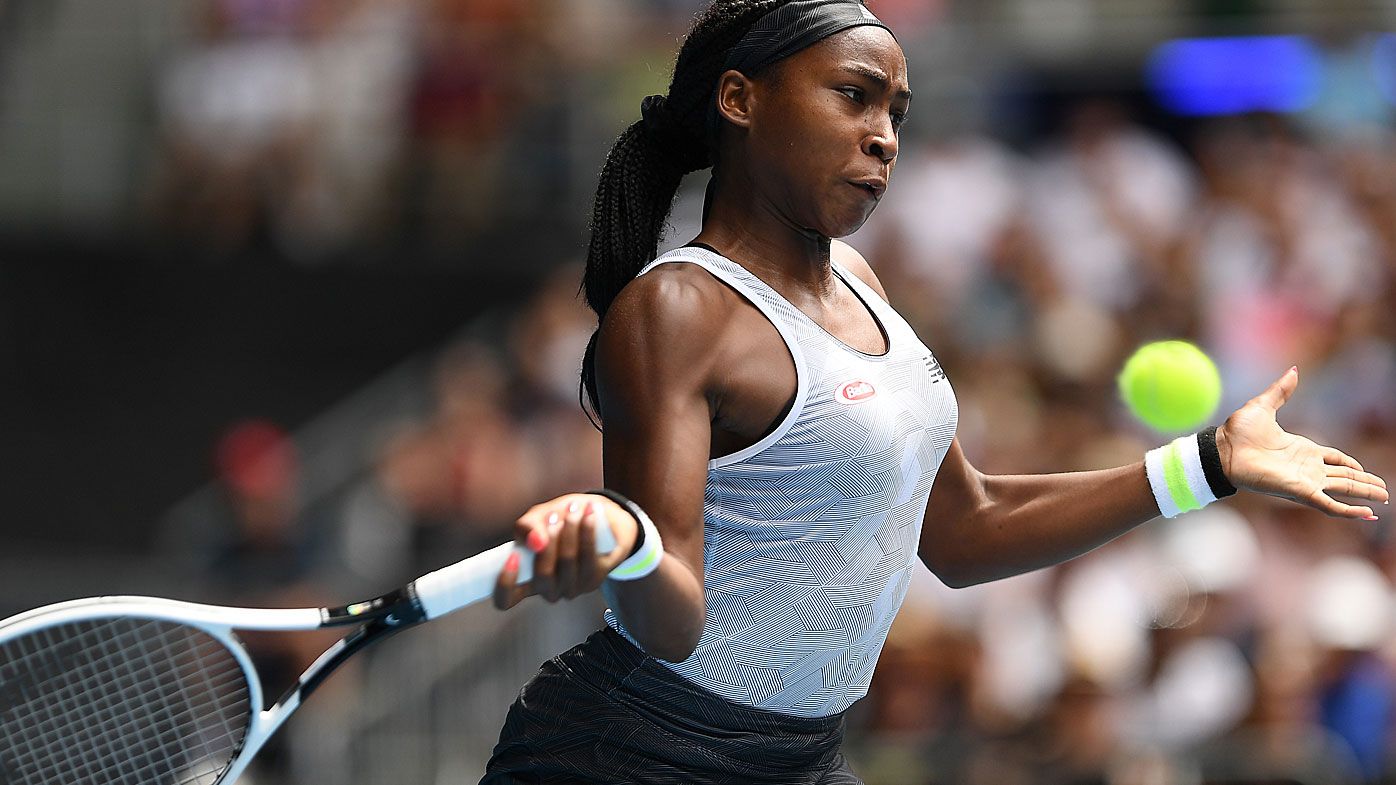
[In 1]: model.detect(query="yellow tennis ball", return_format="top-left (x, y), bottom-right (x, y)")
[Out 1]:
top-left (1117, 340), bottom-right (1222, 432)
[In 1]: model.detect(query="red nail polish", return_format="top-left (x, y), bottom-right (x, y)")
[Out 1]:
top-left (505, 551), bottom-right (520, 572)
top-left (528, 529), bottom-right (548, 552)
top-left (1364, 515), bottom-right (1379, 521)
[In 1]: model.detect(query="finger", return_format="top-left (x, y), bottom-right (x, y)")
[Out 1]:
top-left (499, 513), bottom-right (545, 607)
top-left (556, 501), bottom-right (583, 598)
top-left (591, 501), bottom-right (631, 572)
top-left (515, 513), bottom-right (550, 553)
top-left (1323, 447), bottom-right (1365, 473)
top-left (506, 582), bottom-right (530, 609)
top-left (1324, 476), bottom-right (1392, 504)
top-left (577, 502), bottom-right (599, 589)
top-left (493, 549), bottom-right (523, 610)
top-left (533, 510), bottom-right (561, 602)
top-left (1250, 366), bottom-right (1298, 412)
top-left (1307, 489), bottom-right (1376, 520)
top-left (1326, 464), bottom-right (1388, 491)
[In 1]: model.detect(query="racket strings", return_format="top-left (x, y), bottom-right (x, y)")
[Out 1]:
top-left (0, 618), bottom-right (251, 785)
top-left (5, 620), bottom-right (245, 783)
top-left (1, 618), bottom-right (247, 783)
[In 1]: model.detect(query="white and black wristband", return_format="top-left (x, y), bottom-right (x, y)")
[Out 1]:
top-left (587, 489), bottom-right (664, 580)
top-left (1197, 426), bottom-right (1238, 499)
top-left (1145, 428), bottom-right (1237, 519)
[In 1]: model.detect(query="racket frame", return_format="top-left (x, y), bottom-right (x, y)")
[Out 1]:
top-left (0, 521), bottom-right (617, 785)
top-left (0, 592), bottom-right (421, 785)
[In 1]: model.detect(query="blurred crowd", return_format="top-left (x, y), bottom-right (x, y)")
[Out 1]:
top-left (137, 1), bottom-right (1396, 783)
top-left (140, 0), bottom-right (697, 260)
top-left (133, 0), bottom-right (954, 260)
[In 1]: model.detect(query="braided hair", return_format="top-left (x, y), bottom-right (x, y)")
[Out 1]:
top-left (579, 0), bottom-right (800, 421)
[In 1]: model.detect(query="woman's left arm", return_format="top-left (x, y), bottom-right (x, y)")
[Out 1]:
top-left (830, 240), bottom-right (1389, 586)
top-left (920, 367), bottom-right (1389, 588)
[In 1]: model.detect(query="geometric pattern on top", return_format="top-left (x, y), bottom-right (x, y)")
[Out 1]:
top-left (606, 246), bottom-right (959, 717)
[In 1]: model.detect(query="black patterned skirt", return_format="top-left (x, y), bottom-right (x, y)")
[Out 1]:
top-left (481, 627), bottom-right (862, 785)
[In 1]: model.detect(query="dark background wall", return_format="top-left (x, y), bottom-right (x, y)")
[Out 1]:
top-left (0, 240), bottom-right (536, 550)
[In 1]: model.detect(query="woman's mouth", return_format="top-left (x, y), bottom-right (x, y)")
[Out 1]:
top-left (849, 179), bottom-right (886, 199)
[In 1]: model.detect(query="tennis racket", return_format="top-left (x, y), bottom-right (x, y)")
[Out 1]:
top-left (0, 522), bottom-right (617, 785)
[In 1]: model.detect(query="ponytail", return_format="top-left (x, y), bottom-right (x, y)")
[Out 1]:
top-left (579, 120), bottom-right (701, 422)
top-left (580, 0), bottom-right (793, 421)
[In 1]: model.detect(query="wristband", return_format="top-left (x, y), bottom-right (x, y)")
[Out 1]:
top-left (587, 489), bottom-right (664, 580)
top-left (1145, 431), bottom-right (1232, 518)
top-left (1197, 426), bottom-right (1238, 499)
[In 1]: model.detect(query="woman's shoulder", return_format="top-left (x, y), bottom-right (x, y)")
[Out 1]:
top-left (596, 260), bottom-right (748, 370)
top-left (605, 259), bottom-right (743, 330)
top-left (592, 260), bottom-right (751, 406)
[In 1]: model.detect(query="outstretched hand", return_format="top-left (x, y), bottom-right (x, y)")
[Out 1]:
top-left (1217, 367), bottom-right (1389, 519)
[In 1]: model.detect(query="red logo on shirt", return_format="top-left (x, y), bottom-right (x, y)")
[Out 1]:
top-left (836, 380), bottom-right (877, 404)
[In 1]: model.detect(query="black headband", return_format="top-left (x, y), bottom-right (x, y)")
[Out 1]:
top-left (724, 0), bottom-right (892, 77)
top-left (706, 1), bottom-right (893, 137)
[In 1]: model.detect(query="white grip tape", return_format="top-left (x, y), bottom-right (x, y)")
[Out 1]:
top-left (412, 508), bottom-right (619, 620)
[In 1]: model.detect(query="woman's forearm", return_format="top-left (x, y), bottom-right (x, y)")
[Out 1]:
top-left (606, 552), bottom-right (706, 662)
top-left (922, 462), bottom-right (1159, 587)
top-left (922, 370), bottom-right (1391, 589)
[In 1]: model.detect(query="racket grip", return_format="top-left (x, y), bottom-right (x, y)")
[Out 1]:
top-left (413, 506), bottom-right (620, 620)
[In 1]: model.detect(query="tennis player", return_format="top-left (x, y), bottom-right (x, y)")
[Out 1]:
top-left (482, 2), bottom-right (1389, 782)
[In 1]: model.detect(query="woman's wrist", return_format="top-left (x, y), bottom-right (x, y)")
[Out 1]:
top-left (1198, 426), bottom-right (1238, 498)
top-left (1213, 424), bottom-right (1233, 482)
top-left (1145, 428), bottom-right (1237, 519)
top-left (587, 489), bottom-right (664, 580)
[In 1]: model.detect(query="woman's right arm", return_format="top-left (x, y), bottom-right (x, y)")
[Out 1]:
top-left (591, 267), bottom-right (717, 661)
top-left (495, 265), bottom-right (719, 663)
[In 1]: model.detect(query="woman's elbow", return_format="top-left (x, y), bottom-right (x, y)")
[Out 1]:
top-left (926, 564), bottom-right (976, 589)
top-left (649, 638), bottom-right (699, 663)
top-left (644, 622), bottom-right (703, 663)
top-left (630, 602), bottom-right (705, 662)
top-left (921, 549), bottom-right (994, 590)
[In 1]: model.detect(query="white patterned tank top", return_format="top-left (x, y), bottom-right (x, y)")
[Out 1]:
top-left (605, 246), bottom-right (959, 717)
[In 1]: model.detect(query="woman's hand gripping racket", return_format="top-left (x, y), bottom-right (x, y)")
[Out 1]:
top-left (0, 504), bottom-right (620, 785)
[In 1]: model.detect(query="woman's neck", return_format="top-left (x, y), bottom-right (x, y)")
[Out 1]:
top-left (693, 176), bottom-right (835, 295)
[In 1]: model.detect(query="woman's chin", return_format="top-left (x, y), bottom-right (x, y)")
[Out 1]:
top-left (822, 210), bottom-right (875, 239)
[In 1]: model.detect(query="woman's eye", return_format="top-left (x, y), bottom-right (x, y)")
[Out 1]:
top-left (838, 87), bottom-right (864, 103)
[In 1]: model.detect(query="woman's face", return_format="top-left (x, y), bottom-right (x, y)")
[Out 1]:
top-left (737, 25), bottom-right (910, 239)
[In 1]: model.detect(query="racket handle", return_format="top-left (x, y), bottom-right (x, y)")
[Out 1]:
top-left (413, 506), bottom-right (620, 620)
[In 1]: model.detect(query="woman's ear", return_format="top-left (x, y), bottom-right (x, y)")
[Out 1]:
top-left (714, 69), bottom-right (756, 130)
